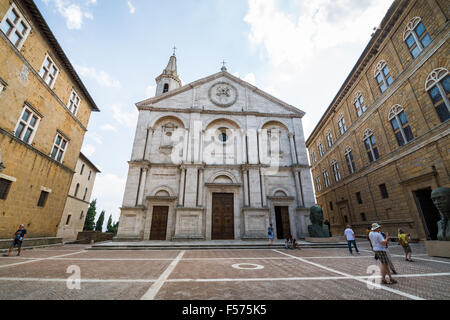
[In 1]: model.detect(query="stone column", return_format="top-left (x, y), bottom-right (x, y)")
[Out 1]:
top-left (289, 133), bottom-right (297, 165)
top-left (197, 168), bottom-right (204, 207)
top-left (143, 128), bottom-right (154, 161)
top-left (293, 169), bottom-right (303, 207)
top-left (137, 168), bottom-right (147, 205)
top-left (243, 167), bottom-right (249, 207)
top-left (183, 129), bottom-right (190, 163)
top-left (260, 169), bottom-right (267, 207)
top-left (178, 166), bottom-right (186, 206)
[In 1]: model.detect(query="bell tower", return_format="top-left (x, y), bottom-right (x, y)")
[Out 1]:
top-left (155, 48), bottom-right (182, 97)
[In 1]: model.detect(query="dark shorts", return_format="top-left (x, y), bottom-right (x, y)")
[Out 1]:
top-left (402, 244), bottom-right (412, 254)
top-left (12, 239), bottom-right (23, 248)
top-left (375, 251), bottom-right (389, 265)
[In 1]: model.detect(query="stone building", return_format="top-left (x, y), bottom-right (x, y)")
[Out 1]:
top-left (305, 0), bottom-right (449, 240)
top-left (117, 55), bottom-right (315, 241)
top-left (0, 0), bottom-right (99, 239)
top-left (56, 152), bottom-right (100, 241)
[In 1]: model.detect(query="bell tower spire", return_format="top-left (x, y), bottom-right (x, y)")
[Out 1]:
top-left (155, 49), bottom-right (182, 97)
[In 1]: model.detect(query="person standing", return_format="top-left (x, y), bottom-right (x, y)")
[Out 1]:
top-left (268, 224), bottom-right (274, 245)
top-left (344, 225), bottom-right (360, 255)
top-left (3, 224), bottom-right (27, 257)
top-left (324, 219), bottom-right (332, 237)
top-left (369, 223), bottom-right (398, 285)
top-left (398, 229), bottom-right (413, 262)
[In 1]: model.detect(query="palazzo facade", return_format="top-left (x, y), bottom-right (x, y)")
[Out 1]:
top-left (117, 56), bottom-right (315, 241)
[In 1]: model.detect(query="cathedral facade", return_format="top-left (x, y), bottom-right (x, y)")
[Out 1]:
top-left (117, 55), bottom-right (315, 241)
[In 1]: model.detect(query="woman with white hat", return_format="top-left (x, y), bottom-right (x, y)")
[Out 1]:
top-left (369, 223), bottom-right (398, 285)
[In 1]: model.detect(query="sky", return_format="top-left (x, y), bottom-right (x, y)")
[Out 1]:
top-left (36, 0), bottom-right (394, 230)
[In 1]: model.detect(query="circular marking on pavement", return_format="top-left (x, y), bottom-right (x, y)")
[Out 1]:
top-left (231, 263), bottom-right (264, 270)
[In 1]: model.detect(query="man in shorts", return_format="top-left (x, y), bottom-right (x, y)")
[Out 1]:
top-left (398, 229), bottom-right (413, 262)
top-left (3, 224), bottom-right (27, 257)
top-left (369, 223), bottom-right (398, 285)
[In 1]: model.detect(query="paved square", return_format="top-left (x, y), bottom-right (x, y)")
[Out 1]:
top-left (0, 243), bottom-right (449, 300)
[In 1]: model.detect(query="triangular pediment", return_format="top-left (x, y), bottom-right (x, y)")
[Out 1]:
top-left (136, 71), bottom-right (305, 117)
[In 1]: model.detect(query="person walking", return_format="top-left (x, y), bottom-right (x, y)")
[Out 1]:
top-left (380, 230), bottom-right (397, 275)
top-left (268, 224), bottom-right (275, 245)
top-left (369, 223), bottom-right (398, 285)
top-left (398, 229), bottom-right (413, 262)
top-left (344, 225), bottom-right (360, 255)
top-left (3, 224), bottom-right (27, 257)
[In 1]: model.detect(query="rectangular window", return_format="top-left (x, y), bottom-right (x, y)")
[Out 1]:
top-left (39, 54), bottom-right (59, 89)
top-left (50, 134), bottom-right (68, 163)
top-left (345, 151), bottom-right (356, 174)
top-left (0, 3), bottom-right (31, 49)
top-left (323, 170), bottom-right (330, 188)
top-left (379, 184), bottom-right (389, 199)
top-left (14, 106), bottom-right (41, 144)
top-left (66, 215), bottom-right (71, 225)
top-left (67, 89), bottom-right (81, 116)
top-left (329, 202), bottom-right (333, 211)
top-left (37, 191), bottom-right (49, 207)
top-left (338, 118), bottom-right (347, 135)
top-left (0, 178), bottom-right (12, 200)
top-left (356, 192), bottom-right (363, 204)
top-left (361, 213), bottom-right (367, 222)
top-left (364, 135), bottom-right (379, 163)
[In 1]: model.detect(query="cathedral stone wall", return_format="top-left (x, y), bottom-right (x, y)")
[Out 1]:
top-left (118, 69), bottom-right (314, 241)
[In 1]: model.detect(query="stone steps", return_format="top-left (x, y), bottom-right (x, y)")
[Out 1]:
top-left (88, 242), bottom-right (348, 251)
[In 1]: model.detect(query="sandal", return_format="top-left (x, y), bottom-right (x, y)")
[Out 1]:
top-left (389, 279), bottom-right (398, 284)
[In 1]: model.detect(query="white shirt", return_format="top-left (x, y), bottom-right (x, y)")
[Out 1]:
top-left (344, 228), bottom-right (355, 241)
top-left (369, 231), bottom-right (387, 252)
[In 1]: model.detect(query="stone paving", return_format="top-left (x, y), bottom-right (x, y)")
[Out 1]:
top-left (0, 242), bottom-right (448, 300)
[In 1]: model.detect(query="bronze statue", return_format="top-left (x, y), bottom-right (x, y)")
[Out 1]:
top-left (308, 205), bottom-right (330, 238)
top-left (431, 187), bottom-right (450, 241)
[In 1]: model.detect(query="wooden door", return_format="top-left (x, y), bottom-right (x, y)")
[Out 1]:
top-left (150, 206), bottom-right (169, 240)
top-left (275, 206), bottom-right (291, 239)
top-left (212, 193), bottom-right (234, 240)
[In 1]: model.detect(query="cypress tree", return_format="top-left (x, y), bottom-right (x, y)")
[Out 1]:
top-left (83, 199), bottom-right (97, 231)
top-left (95, 210), bottom-right (105, 232)
top-left (106, 215), bottom-right (114, 233)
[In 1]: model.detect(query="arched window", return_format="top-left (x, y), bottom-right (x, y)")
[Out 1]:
top-left (326, 130), bottom-right (333, 148)
top-left (318, 143), bottom-right (324, 157)
top-left (363, 129), bottom-right (379, 163)
top-left (354, 92), bottom-right (367, 117)
top-left (403, 17), bottom-right (431, 59)
top-left (388, 105), bottom-right (414, 146)
top-left (425, 68), bottom-right (450, 122)
top-left (344, 146), bottom-right (356, 174)
top-left (80, 211), bottom-right (84, 220)
top-left (338, 114), bottom-right (347, 135)
top-left (83, 188), bottom-right (88, 201)
top-left (80, 164), bottom-right (85, 175)
top-left (323, 169), bottom-right (330, 188)
top-left (374, 61), bottom-right (393, 93)
top-left (331, 159), bottom-right (341, 182)
top-left (315, 174), bottom-right (322, 192)
top-left (311, 151), bottom-right (317, 165)
top-left (163, 83), bottom-right (169, 93)
top-left (74, 183), bottom-right (80, 197)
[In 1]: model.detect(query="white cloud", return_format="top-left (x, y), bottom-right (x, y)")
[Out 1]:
top-left (81, 144), bottom-right (95, 157)
top-left (75, 65), bottom-right (121, 88)
top-left (244, 0), bottom-right (393, 70)
top-left (111, 103), bottom-right (139, 128)
top-left (42, 0), bottom-right (96, 30)
top-left (100, 124), bottom-right (118, 132)
top-left (86, 131), bottom-right (103, 145)
top-left (146, 85), bottom-right (156, 97)
top-left (127, 1), bottom-right (136, 14)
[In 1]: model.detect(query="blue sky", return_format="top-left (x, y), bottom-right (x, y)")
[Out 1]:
top-left (36, 0), bottom-right (393, 229)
